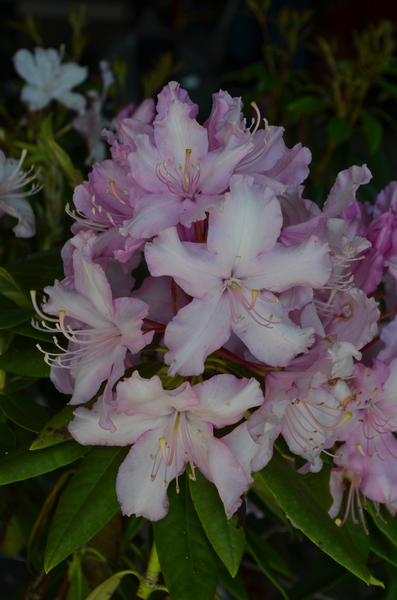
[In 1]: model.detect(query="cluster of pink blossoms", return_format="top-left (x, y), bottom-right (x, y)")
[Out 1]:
top-left (35, 82), bottom-right (397, 525)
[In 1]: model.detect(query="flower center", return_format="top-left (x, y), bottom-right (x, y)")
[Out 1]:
top-left (156, 149), bottom-right (201, 199)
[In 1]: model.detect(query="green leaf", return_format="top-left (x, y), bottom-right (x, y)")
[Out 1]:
top-left (84, 570), bottom-right (141, 600)
top-left (0, 440), bottom-right (87, 485)
top-left (30, 405), bottom-right (74, 450)
top-left (218, 561), bottom-right (249, 600)
top-left (44, 446), bottom-right (128, 571)
top-left (368, 518), bottom-right (397, 567)
top-left (245, 529), bottom-right (289, 600)
top-left (287, 96), bottom-right (330, 114)
top-left (301, 464), bottom-right (333, 512)
top-left (66, 552), bottom-right (91, 600)
top-left (0, 423), bottom-right (16, 452)
top-left (0, 393), bottom-right (49, 432)
top-left (327, 116), bottom-right (353, 146)
top-left (188, 467), bottom-right (245, 577)
top-left (345, 511), bottom-right (370, 562)
top-left (10, 322), bottom-right (53, 342)
top-left (360, 109), bottom-right (383, 155)
top-left (251, 472), bottom-right (290, 527)
top-left (367, 501), bottom-right (397, 548)
top-left (0, 308), bottom-right (35, 330)
top-left (0, 267), bottom-right (30, 307)
top-left (5, 376), bottom-right (38, 393)
top-left (153, 473), bottom-right (218, 600)
top-left (258, 451), bottom-right (372, 584)
top-left (0, 350), bottom-right (50, 377)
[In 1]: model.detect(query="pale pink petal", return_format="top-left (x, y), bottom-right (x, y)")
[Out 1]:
top-left (156, 81), bottom-right (198, 120)
top-left (145, 227), bottom-right (226, 297)
top-left (236, 126), bottom-right (285, 174)
top-left (116, 427), bottom-right (187, 520)
top-left (121, 193), bottom-right (184, 239)
top-left (232, 295), bottom-right (315, 367)
top-left (128, 134), bottom-right (164, 193)
top-left (264, 143), bottom-right (311, 187)
top-left (189, 420), bottom-right (249, 519)
top-left (207, 174), bottom-right (282, 274)
top-left (198, 137), bottom-right (253, 195)
top-left (328, 467), bottom-right (346, 519)
top-left (191, 374), bottom-right (263, 427)
top-left (164, 294), bottom-right (231, 376)
top-left (113, 296), bottom-right (152, 353)
top-left (248, 236), bottom-right (332, 292)
top-left (0, 196), bottom-right (35, 238)
top-left (154, 100), bottom-right (208, 166)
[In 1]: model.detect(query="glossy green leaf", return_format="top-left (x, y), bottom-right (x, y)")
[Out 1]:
top-left (360, 109), bottom-right (383, 155)
top-left (367, 501), bottom-right (397, 548)
top-left (153, 473), bottom-right (218, 600)
top-left (0, 440), bottom-right (86, 485)
top-left (10, 322), bottom-right (53, 342)
top-left (345, 511), bottom-right (370, 562)
top-left (45, 446), bottom-right (128, 571)
top-left (0, 267), bottom-right (30, 307)
top-left (85, 570), bottom-right (141, 600)
top-left (251, 472), bottom-right (290, 527)
top-left (0, 350), bottom-right (50, 377)
top-left (301, 463), bottom-right (333, 512)
top-left (0, 308), bottom-right (35, 330)
top-left (245, 529), bottom-right (289, 600)
top-left (66, 552), bottom-right (91, 600)
top-left (188, 467), bottom-right (245, 576)
top-left (287, 96), bottom-right (330, 114)
top-left (30, 405), bottom-right (74, 450)
top-left (0, 423), bottom-right (16, 452)
top-left (218, 561), bottom-right (249, 600)
top-left (368, 518), bottom-right (397, 567)
top-left (258, 451), bottom-right (372, 583)
top-left (5, 376), bottom-right (38, 393)
top-left (0, 393), bottom-right (49, 432)
top-left (327, 116), bottom-right (353, 146)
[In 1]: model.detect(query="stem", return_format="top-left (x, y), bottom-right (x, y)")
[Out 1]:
top-left (135, 543), bottom-right (163, 600)
top-left (215, 347), bottom-right (274, 376)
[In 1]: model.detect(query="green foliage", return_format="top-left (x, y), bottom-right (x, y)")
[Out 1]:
top-left (154, 473), bottom-right (218, 600)
top-left (45, 446), bottom-right (128, 571)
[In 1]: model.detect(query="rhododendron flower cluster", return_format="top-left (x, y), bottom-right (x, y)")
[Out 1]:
top-left (35, 81), bottom-right (397, 527)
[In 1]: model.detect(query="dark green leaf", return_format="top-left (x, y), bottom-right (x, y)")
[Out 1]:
top-left (289, 552), bottom-right (348, 600)
top-left (10, 322), bottom-right (53, 342)
top-left (251, 472), bottom-right (290, 527)
top-left (0, 350), bottom-right (50, 377)
top-left (188, 467), bottom-right (245, 577)
top-left (44, 446), bottom-right (128, 571)
top-left (345, 511), bottom-right (370, 562)
top-left (368, 518), bottom-right (397, 567)
top-left (360, 109), bottom-right (383, 155)
top-left (154, 473), bottom-right (218, 600)
top-left (301, 463), bottom-right (333, 512)
top-left (0, 393), bottom-right (49, 432)
top-left (0, 267), bottom-right (30, 307)
top-left (245, 529), bottom-right (289, 600)
top-left (258, 451), bottom-right (372, 584)
top-left (30, 405), bottom-right (74, 450)
top-left (367, 501), bottom-right (397, 548)
top-left (5, 376), bottom-right (37, 393)
top-left (218, 561), bottom-right (249, 600)
top-left (327, 116), bottom-right (353, 146)
top-left (0, 308), bottom-right (35, 330)
top-left (0, 423), bottom-right (16, 452)
top-left (0, 440), bottom-right (87, 485)
top-left (287, 96), bottom-right (330, 114)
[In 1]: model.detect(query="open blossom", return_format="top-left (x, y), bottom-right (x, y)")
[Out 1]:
top-left (247, 339), bottom-right (358, 474)
top-left (0, 149), bottom-right (38, 238)
top-left (33, 233), bottom-right (153, 421)
top-left (336, 359), bottom-right (397, 506)
top-left (146, 174), bottom-right (332, 375)
top-left (69, 372), bottom-right (263, 521)
top-left (13, 47), bottom-right (87, 113)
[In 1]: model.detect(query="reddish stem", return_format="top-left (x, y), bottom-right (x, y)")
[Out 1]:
top-left (194, 220), bottom-right (204, 243)
top-left (378, 309), bottom-right (396, 322)
top-left (55, 574), bottom-right (69, 600)
top-left (215, 347), bottom-right (271, 376)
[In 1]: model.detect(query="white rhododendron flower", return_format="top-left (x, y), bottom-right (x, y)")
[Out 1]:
top-left (13, 47), bottom-right (87, 113)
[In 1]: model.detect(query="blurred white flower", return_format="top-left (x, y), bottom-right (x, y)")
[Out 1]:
top-left (72, 60), bottom-right (115, 165)
top-left (13, 47), bottom-right (88, 113)
top-left (0, 149), bottom-right (40, 238)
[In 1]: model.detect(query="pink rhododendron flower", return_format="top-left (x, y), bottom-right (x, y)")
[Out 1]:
top-left (248, 339), bottom-right (358, 473)
top-left (146, 174), bottom-right (332, 375)
top-left (33, 233), bottom-right (153, 418)
top-left (69, 372), bottom-right (263, 520)
top-left (337, 359), bottom-right (397, 506)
